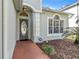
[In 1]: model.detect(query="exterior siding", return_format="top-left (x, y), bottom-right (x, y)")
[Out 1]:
top-left (0, 0), bottom-right (2, 59)
top-left (3, 0), bottom-right (16, 59)
top-left (40, 11), bottom-right (68, 41)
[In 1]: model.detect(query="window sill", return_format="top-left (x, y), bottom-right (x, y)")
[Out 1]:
top-left (47, 33), bottom-right (63, 36)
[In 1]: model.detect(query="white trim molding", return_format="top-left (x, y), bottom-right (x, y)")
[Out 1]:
top-left (18, 11), bottom-right (31, 40)
top-left (53, 13), bottom-right (61, 19)
top-left (47, 16), bottom-right (53, 36)
top-left (47, 15), bottom-right (64, 36)
top-left (23, 3), bottom-right (42, 13)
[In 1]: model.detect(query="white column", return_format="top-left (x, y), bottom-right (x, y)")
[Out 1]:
top-left (0, 0), bottom-right (2, 59)
top-left (3, 0), bottom-right (8, 59)
top-left (32, 12), bottom-right (40, 42)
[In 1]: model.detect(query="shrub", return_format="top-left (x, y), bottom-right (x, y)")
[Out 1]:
top-left (63, 27), bottom-right (79, 44)
top-left (42, 43), bottom-right (55, 55)
top-left (74, 35), bottom-right (79, 44)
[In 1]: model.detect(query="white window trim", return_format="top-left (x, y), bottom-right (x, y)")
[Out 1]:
top-left (47, 16), bottom-right (64, 36)
top-left (60, 20), bottom-right (64, 33)
top-left (53, 14), bottom-right (61, 20)
top-left (47, 17), bottom-right (54, 36)
top-left (54, 20), bottom-right (60, 33)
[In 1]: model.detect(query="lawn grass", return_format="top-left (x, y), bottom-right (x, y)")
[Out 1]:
top-left (66, 35), bottom-right (76, 41)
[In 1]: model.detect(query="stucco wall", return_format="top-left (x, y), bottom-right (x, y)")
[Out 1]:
top-left (23, 0), bottom-right (42, 12)
top-left (40, 11), bottom-right (68, 41)
top-left (32, 12), bottom-right (41, 42)
top-left (0, 0), bottom-right (2, 59)
top-left (63, 6), bottom-right (78, 27)
top-left (3, 0), bottom-right (16, 59)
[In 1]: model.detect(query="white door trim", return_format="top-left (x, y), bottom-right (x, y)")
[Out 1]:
top-left (18, 14), bottom-right (31, 40)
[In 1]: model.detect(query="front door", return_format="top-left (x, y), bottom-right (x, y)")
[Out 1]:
top-left (20, 19), bottom-right (28, 40)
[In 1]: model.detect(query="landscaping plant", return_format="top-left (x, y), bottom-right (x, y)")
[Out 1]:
top-left (42, 43), bottom-right (55, 55)
top-left (62, 27), bottom-right (79, 44)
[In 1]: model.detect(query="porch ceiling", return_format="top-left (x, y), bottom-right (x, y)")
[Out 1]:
top-left (13, 0), bottom-right (22, 11)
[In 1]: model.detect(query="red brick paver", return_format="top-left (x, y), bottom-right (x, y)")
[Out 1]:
top-left (12, 41), bottom-right (49, 59)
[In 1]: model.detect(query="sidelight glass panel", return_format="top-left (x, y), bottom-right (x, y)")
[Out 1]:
top-left (54, 27), bottom-right (59, 33)
top-left (54, 20), bottom-right (59, 33)
top-left (60, 20), bottom-right (64, 33)
top-left (48, 19), bottom-right (53, 34)
top-left (54, 21), bottom-right (59, 26)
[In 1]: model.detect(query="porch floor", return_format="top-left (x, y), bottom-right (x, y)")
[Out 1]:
top-left (12, 40), bottom-right (49, 59)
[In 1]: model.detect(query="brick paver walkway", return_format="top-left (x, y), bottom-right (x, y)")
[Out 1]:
top-left (12, 41), bottom-right (49, 59)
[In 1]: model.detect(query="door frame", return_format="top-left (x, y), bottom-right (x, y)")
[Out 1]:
top-left (19, 18), bottom-right (28, 40)
top-left (18, 15), bottom-right (31, 40)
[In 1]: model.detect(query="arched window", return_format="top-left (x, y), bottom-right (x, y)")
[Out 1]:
top-left (54, 15), bottom-right (60, 33)
top-left (54, 15), bottom-right (60, 20)
top-left (47, 15), bottom-right (64, 35)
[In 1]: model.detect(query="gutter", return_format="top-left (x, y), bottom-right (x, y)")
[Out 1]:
top-left (42, 8), bottom-right (73, 15)
top-left (60, 2), bottom-right (79, 11)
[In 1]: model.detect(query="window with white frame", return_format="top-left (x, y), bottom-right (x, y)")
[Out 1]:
top-left (60, 20), bottom-right (64, 33)
top-left (48, 18), bottom-right (53, 34)
top-left (48, 15), bottom-right (64, 35)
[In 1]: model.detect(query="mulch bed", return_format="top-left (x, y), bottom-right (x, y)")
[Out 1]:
top-left (37, 39), bottom-right (79, 59)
